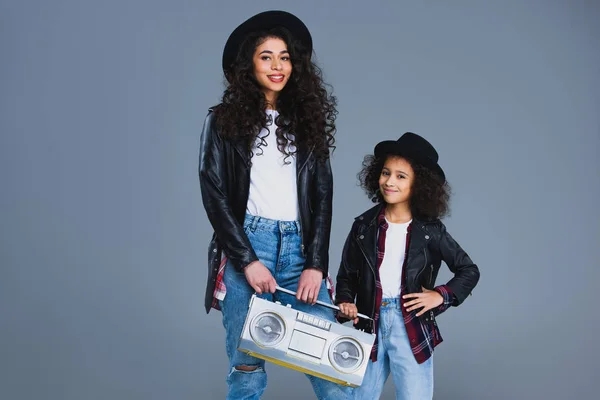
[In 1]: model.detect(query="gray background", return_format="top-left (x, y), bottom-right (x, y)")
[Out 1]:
top-left (1, 0), bottom-right (598, 399)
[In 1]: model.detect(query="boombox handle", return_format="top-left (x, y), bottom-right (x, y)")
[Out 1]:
top-left (275, 285), bottom-right (373, 321)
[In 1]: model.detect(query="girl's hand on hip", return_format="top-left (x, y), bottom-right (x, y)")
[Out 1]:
top-left (403, 287), bottom-right (443, 316)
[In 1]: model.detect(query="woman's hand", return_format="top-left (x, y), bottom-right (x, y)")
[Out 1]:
top-left (338, 302), bottom-right (359, 324)
top-left (244, 261), bottom-right (277, 294)
top-left (296, 268), bottom-right (324, 305)
top-left (403, 287), bottom-right (443, 317)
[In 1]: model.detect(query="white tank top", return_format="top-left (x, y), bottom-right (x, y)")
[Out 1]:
top-left (246, 110), bottom-right (299, 221)
top-left (380, 219), bottom-right (412, 298)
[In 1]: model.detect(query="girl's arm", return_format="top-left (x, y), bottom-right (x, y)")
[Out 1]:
top-left (435, 222), bottom-right (480, 308)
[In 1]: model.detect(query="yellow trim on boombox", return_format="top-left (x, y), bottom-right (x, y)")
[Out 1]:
top-left (239, 350), bottom-right (358, 388)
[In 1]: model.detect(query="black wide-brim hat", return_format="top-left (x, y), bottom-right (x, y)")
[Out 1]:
top-left (222, 10), bottom-right (312, 80)
top-left (374, 132), bottom-right (446, 182)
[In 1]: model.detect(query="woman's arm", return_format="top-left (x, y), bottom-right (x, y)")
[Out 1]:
top-left (198, 111), bottom-right (258, 271)
top-left (304, 156), bottom-right (334, 275)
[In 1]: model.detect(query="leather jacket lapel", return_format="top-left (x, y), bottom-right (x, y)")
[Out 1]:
top-left (232, 138), bottom-right (250, 168)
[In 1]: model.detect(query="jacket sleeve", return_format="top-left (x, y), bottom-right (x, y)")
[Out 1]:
top-left (335, 223), bottom-right (359, 306)
top-left (436, 222), bottom-right (480, 306)
top-left (305, 156), bottom-right (333, 275)
top-left (198, 111), bottom-right (258, 271)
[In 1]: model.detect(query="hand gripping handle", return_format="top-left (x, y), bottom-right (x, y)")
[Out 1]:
top-left (275, 285), bottom-right (373, 321)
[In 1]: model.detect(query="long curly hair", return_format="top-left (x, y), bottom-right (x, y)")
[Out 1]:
top-left (213, 26), bottom-right (337, 161)
top-left (358, 154), bottom-right (451, 220)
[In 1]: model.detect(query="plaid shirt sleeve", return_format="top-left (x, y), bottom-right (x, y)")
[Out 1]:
top-left (211, 256), bottom-right (229, 311)
top-left (433, 284), bottom-right (455, 315)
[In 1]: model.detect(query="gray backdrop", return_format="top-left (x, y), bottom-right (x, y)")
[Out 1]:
top-left (1, 0), bottom-right (599, 399)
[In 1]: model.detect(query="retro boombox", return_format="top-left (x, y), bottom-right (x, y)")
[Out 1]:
top-left (238, 286), bottom-right (375, 388)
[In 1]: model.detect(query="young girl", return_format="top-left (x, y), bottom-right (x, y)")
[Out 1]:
top-left (199, 10), bottom-right (351, 400)
top-left (335, 132), bottom-right (480, 399)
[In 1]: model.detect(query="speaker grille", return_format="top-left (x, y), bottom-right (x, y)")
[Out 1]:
top-left (329, 337), bottom-right (364, 372)
top-left (250, 312), bottom-right (285, 347)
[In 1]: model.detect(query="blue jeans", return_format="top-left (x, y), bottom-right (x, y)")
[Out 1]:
top-left (354, 298), bottom-right (433, 400)
top-left (219, 214), bottom-right (353, 400)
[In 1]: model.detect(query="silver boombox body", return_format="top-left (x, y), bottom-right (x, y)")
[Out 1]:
top-left (238, 287), bottom-right (375, 388)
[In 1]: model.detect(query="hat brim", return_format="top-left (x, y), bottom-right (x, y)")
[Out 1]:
top-left (222, 10), bottom-right (312, 80)
top-left (374, 141), bottom-right (446, 182)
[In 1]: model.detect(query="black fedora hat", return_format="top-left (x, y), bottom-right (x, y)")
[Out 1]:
top-left (374, 132), bottom-right (446, 182)
top-left (222, 10), bottom-right (312, 80)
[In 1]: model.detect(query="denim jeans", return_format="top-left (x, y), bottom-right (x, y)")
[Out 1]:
top-left (354, 298), bottom-right (433, 400)
top-left (219, 214), bottom-right (353, 400)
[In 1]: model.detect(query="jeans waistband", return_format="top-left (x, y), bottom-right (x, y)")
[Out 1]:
top-left (244, 213), bottom-right (301, 234)
top-left (380, 297), bottom-right (401, 309)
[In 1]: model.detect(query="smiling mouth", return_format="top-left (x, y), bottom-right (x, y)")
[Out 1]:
top-left (267, 75), bottom-right (285, 83)
top-left (383, 189), bottom-right (398, 194)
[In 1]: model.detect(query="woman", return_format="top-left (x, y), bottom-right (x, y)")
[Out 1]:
top-left (198, 10), bottom-right (350, 400)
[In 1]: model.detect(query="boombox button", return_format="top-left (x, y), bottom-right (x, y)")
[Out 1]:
top-left (286, 304), bottom-right (292, 308)
top-left (275, 301), bottom-right (281, 305)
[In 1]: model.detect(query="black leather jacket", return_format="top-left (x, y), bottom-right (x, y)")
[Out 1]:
top-left (335, 204), bottom-right (480, 331)
top-left (199, 107), bottom-right (334, 313)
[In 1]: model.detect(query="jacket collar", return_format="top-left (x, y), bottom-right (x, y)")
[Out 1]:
top-left (354, 204), bottom-right (438, 249)
top-left (354, 203), bottom-right (437, 228)
top-left (354, 203), bottom-right (385, 228)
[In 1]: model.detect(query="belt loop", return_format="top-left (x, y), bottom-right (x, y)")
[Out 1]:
top-left (251, 215), bottom-right (259, 232)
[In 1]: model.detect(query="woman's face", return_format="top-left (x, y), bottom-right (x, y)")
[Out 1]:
top-left (252, 37), bottom-right (292, 104)
top-left (378, 156), bottom-right (414, 206)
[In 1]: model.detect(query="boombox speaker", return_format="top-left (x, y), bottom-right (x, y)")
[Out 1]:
top-left (238, 286), bottom-right (375, 388)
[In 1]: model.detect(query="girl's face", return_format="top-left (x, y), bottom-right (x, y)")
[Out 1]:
top-left (252, 37), bottom-right (292, 104)
top-left (379, 156), bottom-right (414, 206)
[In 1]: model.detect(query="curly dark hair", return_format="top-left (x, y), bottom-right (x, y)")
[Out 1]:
top-left (358, 154), bottom-right (451, 220)
top-left (213, 26), bottom-right (337, 161)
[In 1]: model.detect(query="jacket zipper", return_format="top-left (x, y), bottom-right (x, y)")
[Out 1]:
top-left (415, 248), bottom-right (428, 289)
top-left (429, 263), bottom-right (434, 287)
top-left (423, 250), bottom-right (437, 325)
top-left (425, 252), bottom-right (437, 327)
top-left (298, 146), bottom-right (315, 255)
top-left (414, 248), bottom-right (435, 324)
top-left (355, 234), bottom-right (377, 326)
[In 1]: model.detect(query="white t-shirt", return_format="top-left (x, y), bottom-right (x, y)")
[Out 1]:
top-left (380, 219), bottom-right (412, 298)
top-left (246, 110), bottom-right (299, 221)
